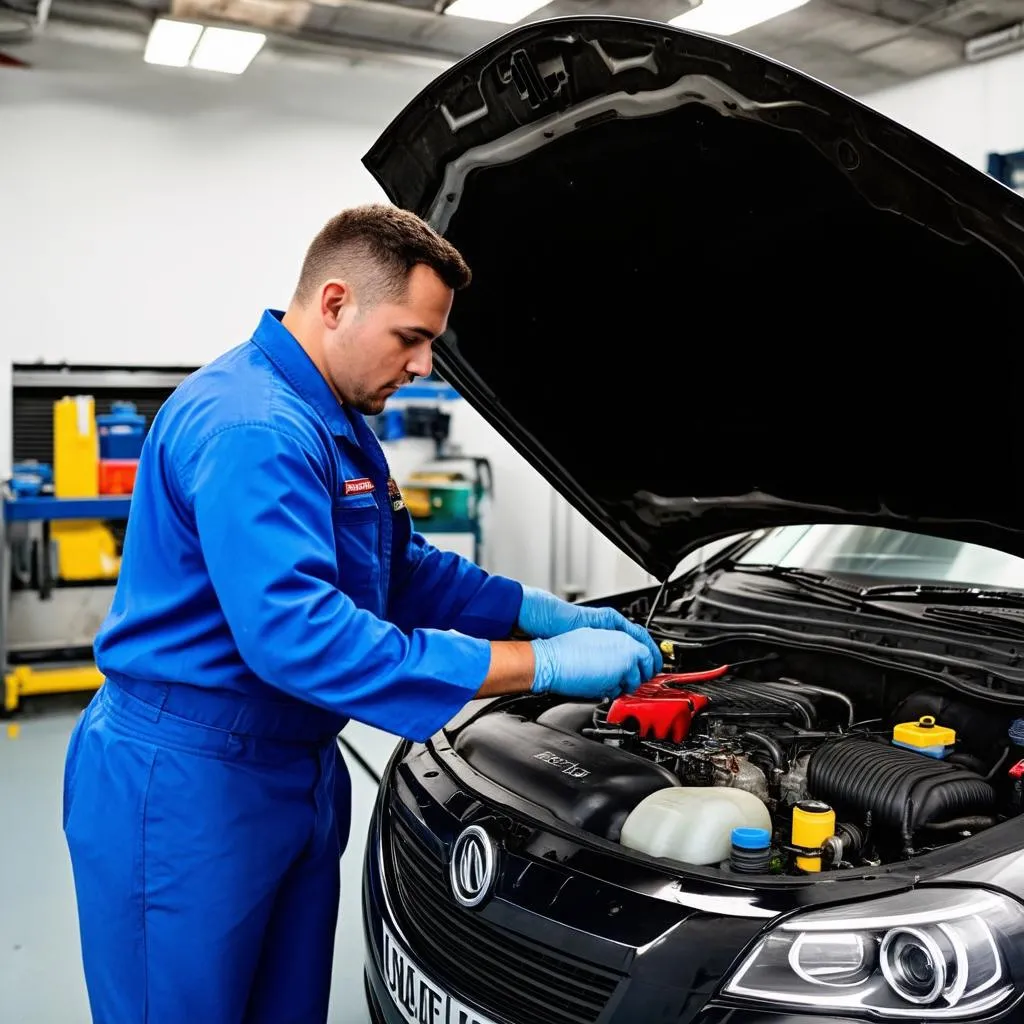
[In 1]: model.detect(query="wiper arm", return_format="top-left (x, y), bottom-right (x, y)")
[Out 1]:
top-left (726, 565), bottom-right (865, 608)
top-left (860, 584), bottom-right (1024, 608)
top-left (731, 567), bottom-right (1024, 609)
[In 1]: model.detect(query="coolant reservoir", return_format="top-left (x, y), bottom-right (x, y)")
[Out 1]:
top-left (619, 787), bottom-right (772, 866)
top-left (892, 715), bottom-right (956, 758)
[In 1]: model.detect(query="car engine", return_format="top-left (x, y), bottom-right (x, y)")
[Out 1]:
top-left (450, 664), bottom-right (1015, 876)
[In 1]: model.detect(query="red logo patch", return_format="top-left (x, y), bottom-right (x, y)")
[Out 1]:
top-left (344, 478), bottom-right (375, 496)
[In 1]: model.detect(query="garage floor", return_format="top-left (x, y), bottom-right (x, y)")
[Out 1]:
top-left (0, 698), bottom-right (399, 1024)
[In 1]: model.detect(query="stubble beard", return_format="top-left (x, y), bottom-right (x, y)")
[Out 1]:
top-left (348, 384), bottom-right (388, 416)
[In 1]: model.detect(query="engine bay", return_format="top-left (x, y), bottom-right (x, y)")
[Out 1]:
top-left (450, 652), bottom-right (1024, 877)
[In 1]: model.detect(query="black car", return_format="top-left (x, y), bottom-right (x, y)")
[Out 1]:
top-left (359, 14), bottom-right (1024, 1024)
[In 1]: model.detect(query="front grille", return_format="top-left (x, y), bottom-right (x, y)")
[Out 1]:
top-left (388, 806), bottom-right (623, 1024)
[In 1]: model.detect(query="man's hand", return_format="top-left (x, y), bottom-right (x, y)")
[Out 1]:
top-left (517, 585), bottom-right (663, 673)
top-left (476, 627), bottom-right (658, 701)
top-left (531, 628), bottom-right (656, 699)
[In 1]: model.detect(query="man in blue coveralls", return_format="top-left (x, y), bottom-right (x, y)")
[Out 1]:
top-left (62, 204), bottom-right (662, 1024)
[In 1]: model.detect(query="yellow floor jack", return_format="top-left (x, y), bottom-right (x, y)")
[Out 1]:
top-left (4, 663), bottom-right (104, 715)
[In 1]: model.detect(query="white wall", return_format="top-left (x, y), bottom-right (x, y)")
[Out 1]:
top-left (0, 35), bottom-right (653, 594)
top-left (0, 51), bottom-right (431, 371)
top-left (860, 49), bottom-right (1024, 170)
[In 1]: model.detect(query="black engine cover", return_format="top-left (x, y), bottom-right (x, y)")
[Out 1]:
top-left (808, 737), bottom-right (996, 834)
top-left (452, 711), bottom-right (679, 841)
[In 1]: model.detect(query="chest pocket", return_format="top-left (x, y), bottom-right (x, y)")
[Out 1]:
top-left (331, 492), bottom-right (381, 610)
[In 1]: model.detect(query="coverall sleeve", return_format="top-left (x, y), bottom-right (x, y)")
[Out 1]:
top-left (388, 528), bottom-right (524, 640)
top-left (185, 423), bottom-right (491, 742)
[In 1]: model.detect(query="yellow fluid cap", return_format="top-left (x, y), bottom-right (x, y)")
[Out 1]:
top-left (893, 715), bottom-right (956, 748)
top-left (659, 640), bottom-right (675, 656)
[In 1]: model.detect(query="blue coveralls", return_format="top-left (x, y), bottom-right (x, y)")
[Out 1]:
top-left (63, 309), bottom-right (523, 1024)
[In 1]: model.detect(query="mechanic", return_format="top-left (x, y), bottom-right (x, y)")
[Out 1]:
top-left (62, 204), bottom-right (662, 1024)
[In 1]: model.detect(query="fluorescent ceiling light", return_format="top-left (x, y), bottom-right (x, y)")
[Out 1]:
top-left (190, 26), bottom-right (266, 74)
top-left (443, 0), bottom-right (549, 24)
top-left (143, 19), bottom-right (265, 74)
top-left (669, 0), bottom-right (811, 36)
top-left (144, 18), bottom-right (202, 68)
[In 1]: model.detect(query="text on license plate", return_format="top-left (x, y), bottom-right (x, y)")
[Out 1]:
top-left (382, 922), bottom-right (500, 1024)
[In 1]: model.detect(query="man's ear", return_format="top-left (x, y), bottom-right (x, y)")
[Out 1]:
top-left (321, 280), bottom-right (354, 328)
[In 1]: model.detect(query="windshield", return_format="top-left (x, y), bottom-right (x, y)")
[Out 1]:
top-left (734, 525), bottom-right (1024, 590)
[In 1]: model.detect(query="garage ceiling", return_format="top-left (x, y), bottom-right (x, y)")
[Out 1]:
top-left (16, 0), bottom-right (1024, 95)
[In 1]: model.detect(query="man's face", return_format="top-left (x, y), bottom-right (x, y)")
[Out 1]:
top-left (323, 264), bottom-right (453, 416)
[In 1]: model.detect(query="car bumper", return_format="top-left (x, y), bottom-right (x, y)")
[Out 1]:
top-left (362, 847), bottom-right (868, 1024)
top-left (363, 967), bottom-right (392, 1024)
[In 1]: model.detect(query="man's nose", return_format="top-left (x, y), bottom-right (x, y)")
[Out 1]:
top-left (407, 346), bottom-right (432, 379)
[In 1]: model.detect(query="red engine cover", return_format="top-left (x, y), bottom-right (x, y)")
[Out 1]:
top-left (606, 667), bottom-right (727, 743)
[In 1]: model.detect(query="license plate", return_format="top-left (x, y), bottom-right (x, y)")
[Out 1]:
top-left (381, 922), bottom-right (500, 1024)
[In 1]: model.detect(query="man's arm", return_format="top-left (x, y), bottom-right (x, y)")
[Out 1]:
top-left (387, 529), bottom-right (523, 641)
top-left (477, 639), bottom-right (535, 697)
top-left (187, 422), bottom-right (530, 742)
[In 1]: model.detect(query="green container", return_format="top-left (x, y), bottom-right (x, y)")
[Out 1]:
top-left (420, 481), bottom-right (474, 519)
top-left (403, 457), bottom-right (491, 523)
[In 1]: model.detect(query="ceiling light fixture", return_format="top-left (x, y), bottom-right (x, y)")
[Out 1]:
top-left (143, 18), bottom-right (266, 74)
top-left (443, 0), bottom-right (550, 24)
top-left (669, 0), bottom-right (811, 36)
top-left (190, 26), bottom-right (267, 74)
top-left (143, 18), bottom-right (203, 68)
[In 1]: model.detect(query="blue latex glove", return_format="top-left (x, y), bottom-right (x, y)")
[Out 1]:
top-left (518, 585), bottom-right (663, 674)
top-left (530, 627), bottom-right (657, 699)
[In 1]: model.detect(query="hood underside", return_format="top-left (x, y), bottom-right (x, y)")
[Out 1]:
top-left (364, 16), bottom-right (1024, 581)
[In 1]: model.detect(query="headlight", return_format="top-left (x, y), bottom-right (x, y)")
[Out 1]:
top-left (723, 887), bottom-right (1024, 1018)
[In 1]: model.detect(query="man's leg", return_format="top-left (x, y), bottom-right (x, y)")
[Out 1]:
top-left (243, 743), bottom-right (351, 1024)
top-left (64, 686), bottom-right (323, 1024)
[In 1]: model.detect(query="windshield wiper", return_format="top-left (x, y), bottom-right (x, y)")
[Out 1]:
top-left (730, 566), bottom-right (1024, 609)
top-left (726, 565), bottom-right (867, 608)
top-left (860, 584), bottom-right (1024, 608)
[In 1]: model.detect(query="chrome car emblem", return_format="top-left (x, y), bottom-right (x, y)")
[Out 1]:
top-left (450, 825), bottom-right (497, 908)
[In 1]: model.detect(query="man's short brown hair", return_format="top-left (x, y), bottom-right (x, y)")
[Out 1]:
top-left (293, 204), bottom-right (471, 307)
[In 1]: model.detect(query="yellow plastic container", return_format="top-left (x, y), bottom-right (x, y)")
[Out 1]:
top-left (50, 521), bottom-right (120, 580)
top-left (54, 395), bottom-right (99, 498)
top-left (893, 715), bottom-right (956, 755)
top-left (792, 800), bottom-right (835, 872)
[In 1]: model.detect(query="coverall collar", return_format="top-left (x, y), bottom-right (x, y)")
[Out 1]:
top-left (251, 309), bottom-right (355, 441)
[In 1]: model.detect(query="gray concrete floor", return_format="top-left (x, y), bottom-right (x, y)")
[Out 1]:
top-left (0, 700), bottom-right (399, 1024)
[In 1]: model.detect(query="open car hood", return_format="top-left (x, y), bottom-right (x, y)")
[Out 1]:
top-left (363, 16), bottom-right (1024, 581)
